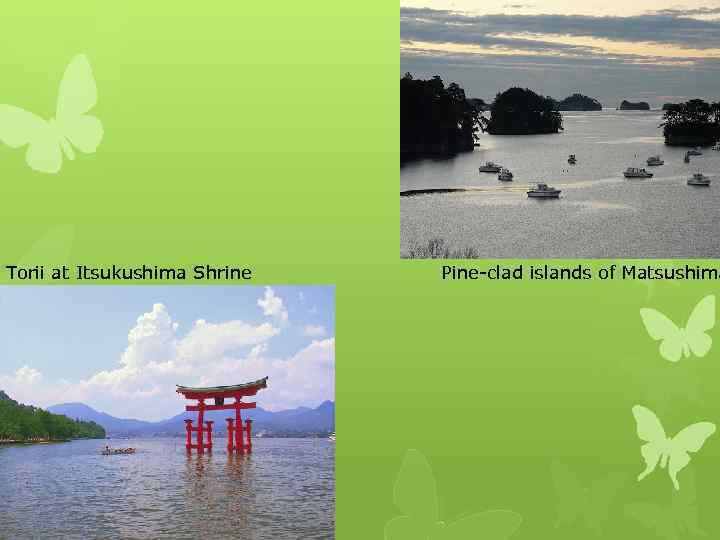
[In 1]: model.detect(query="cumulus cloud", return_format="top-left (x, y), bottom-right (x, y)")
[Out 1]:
top-left (257, 286), bottom-right (289, 325)
top-left (302, 324), bottom-right (328, 337)
top-left (0, 299), bottom-right (334, 420)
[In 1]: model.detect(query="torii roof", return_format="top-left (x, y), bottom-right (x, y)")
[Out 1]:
top-left (176, 377), bottom-right (268, 399)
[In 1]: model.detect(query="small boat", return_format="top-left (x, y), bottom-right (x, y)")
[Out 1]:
top-left (527, 183), bottom-right (561, 198)
top-left (646, 155), bottom-right (664, 166)
top-left (684, 151), bottom-right (691, 163)
top-left (567, 154), bottom-right (577, 164)
top-left (687, 172), bottom-right (711, 186)
top-left (328, 433), bottom-right (336, 442)
top-left (712, 141), bottom-right (720, 151)
top-left (101, 447), bottom-right (136, 455)
top-left (623, 167), bottom-right (653, 178)
top-left (688, 147), bottom-right (703, 156)
top-left (478, 161), bottom-right (502, 173)
top-left (498, 168), bottom-right (513, 181)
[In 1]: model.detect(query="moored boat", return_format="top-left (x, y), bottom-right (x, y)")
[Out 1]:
top-left (688, 147), bottom-right (702, 156)
top-left (498, 168), bottom-right (514, 181)
top-left (623, 167), bottom-right (653, 178)
top-left (101, 447), bottom-right (136, 455)
top-left (687, 172), bottom-right (711, 186)
top-left (478, 161), bottom-right (502, 173)
top-left (712, 141), bottom-right (720, 151)
top-left (646, 155), bottom-right (664, 166)
top-left (567, 154), bottom-right (577, 164)
top-left (527, 183), bottom-right (561, 198)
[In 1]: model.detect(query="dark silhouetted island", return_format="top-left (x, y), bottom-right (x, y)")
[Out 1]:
top-left (558, 93), bottom-right (602, 111)
top-left (662, 103), bottom-right (678, 111)
top-left (401, 73), bottom-right (481, 162)
top-left (485, 87), bottom-right (563, 135)
top-left (0, 390), bottom-right (105, 442)
top-left (662, 99), bottom-right (720, 146)
top-left (618, 100), bottom-right (650, 110)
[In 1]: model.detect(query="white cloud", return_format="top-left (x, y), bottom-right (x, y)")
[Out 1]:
top-left (0, 303), bottom-right (334, 421)
top-left (257, 286), bottom-right (289, 324)
top-left (302, 324), bottom-right (327, 337)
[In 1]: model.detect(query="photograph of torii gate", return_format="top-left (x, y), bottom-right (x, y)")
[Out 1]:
top-left (0, 285), bottom-right (335, 539)
top-left (177, 376), bottom-right (269, 453)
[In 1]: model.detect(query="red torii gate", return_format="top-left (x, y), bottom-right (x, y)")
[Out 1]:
top-left (176, 377), bottom-right (268, 454)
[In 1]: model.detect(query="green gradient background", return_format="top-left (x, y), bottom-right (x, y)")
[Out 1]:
top-left (0, 3), bottom-right (718, 539)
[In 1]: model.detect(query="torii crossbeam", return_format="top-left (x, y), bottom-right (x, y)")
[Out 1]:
top-left (176, 377), bottom-right (268, 454)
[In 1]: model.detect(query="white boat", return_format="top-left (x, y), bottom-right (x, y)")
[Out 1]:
top-left (527, 183), bottom-right (561, 198)
top-left (498, 168), bottom-right (513, 181)
top-left (623, 167), bottom-right (653, 178)
top-left (688, 172), bottom-right (711, 186)
top-left (688, 147), bottom-right (703, 156)
top-left (712, 142), bottom-right (720, 151)
top-left (646, 155), bottom-right (664, 166)
top-left (567, 154), bottom-right (577, 164)
top-left (328, 433), bottom-right (336, 442)
top-left (478, 161), bottom-right (502, 173)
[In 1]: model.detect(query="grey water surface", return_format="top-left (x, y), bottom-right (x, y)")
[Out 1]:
top-left (401, 110), bottom-right (720, 258)
top-left (0, 437), bottom-right (334, 539)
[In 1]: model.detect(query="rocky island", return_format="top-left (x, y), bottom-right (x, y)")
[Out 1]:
top-left (558, 93), bottom-right (602, 111)
top-left (401, 73), bottom-right (481, 162)
top-left (662, 99), bottom-right (720, 146)
top-left (618, 100), bottom-right (650, 111)
top-left (484, 87), bottom-right (563, 135)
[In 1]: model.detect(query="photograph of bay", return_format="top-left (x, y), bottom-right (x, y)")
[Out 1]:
top-left (400, 1), bottom-right (720, 258)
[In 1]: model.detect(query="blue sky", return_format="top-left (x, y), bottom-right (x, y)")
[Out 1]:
top-left (0, 286), bottom-right (335, 420)
top-left (401, 1), bottom-right (720, 106)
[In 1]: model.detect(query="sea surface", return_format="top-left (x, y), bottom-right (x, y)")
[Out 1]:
top-left (400, 110), bottom-right (720, 258)
top-left (0, 437), bottom-right (334, 539)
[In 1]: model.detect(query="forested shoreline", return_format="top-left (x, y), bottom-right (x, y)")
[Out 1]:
top-left (0, 391), bottom-right (105, 443)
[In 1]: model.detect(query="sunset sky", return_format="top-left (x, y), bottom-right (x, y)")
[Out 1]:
top-left (400, 1), bottom-right (720, 105)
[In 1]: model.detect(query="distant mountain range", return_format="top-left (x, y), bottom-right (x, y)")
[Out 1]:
top-left (47, 401), bottom-right (334, 437)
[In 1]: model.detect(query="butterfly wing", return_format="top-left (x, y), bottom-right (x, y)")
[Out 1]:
top-left (632, 405), bottom-right (667, 482)
top-left (438, 510), bottom-right (522, 540)
top-left (550, 461), bottom-right (584, 528)
top-left (640, 308), bottom-right (683, 362)
top-left (588, 473), bottom-right (624, 534)
top-left (625, 502), bottom-right (677, 540)
top-left (0, 105), bottom-right (61, 173)
top-left (55, 54), bottom-right (103, 154)
top-left (390, 450), bottom-right (438, 529)
top-left (685, 295), bottom-right (715, 358)
top-left (667, 423), bottom-right (716, 490)
top-left (670, 468), bottom-right (706, 536)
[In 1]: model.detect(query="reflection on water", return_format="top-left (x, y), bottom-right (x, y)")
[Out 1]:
top-left (0, 438), bottom-right (334, 539)
top-left (401, 111), bottom-right (720, 258)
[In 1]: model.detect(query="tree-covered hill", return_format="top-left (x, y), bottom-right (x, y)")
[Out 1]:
top-left (558, 93), bottom-right (602, 111)
top-left (0, 390), bottom-right (105, 442)
top-left (485, 87), bottom-right (563, 135)
top-left (401, 73), bottom-right (481, 161)
top-left (662, 99), bottom-right (720, 146)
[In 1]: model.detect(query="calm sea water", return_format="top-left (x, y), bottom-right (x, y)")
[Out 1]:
top-left (401, 110), bottom-right (720, 258)
top-left (0, 438), bottom-right (334, 539)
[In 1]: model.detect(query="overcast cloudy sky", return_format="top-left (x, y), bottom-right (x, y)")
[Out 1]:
top-left (0, 286), bottom-right (334, 421)
top-left (400, 1), bottom-right (720, 106)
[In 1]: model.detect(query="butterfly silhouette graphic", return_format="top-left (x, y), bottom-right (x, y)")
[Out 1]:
top-left (640, 295), bottom-right (715, 362)
top-left (632, 405), bottom-right (715, 490)
top-left (0, 54), bottom-right (102, 173)
top-left (625, 468), bottom-right (707, 540)
top-left (385, 449), bottom-right (522, 540)
top-left (550, 461), bottom-right (625, 536)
